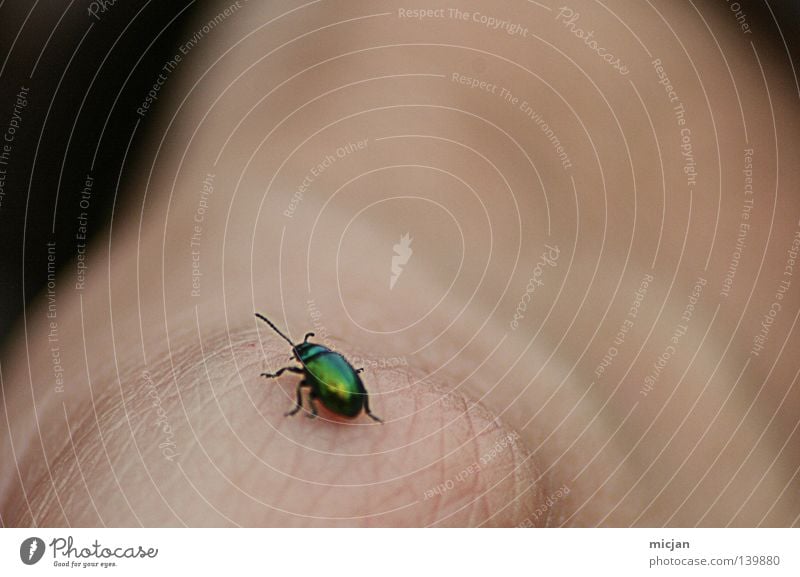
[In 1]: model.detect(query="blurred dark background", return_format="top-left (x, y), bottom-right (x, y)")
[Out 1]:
top-left (0, 1), bottom-right (200, 352)
top-left (0, 0), bottom-right (797, 354)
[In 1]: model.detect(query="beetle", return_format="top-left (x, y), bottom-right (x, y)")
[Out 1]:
top-left (255, 313), bottom-right (382, 422)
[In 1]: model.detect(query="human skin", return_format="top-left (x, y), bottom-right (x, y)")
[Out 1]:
top-left (1, 0), bottom-right (799, 526)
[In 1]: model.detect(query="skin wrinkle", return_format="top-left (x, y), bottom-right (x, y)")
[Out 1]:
top-left (174, 465), bottom-right (235, 528)
top-left (280, 329), bottom-right (548, 525)
top-left (87, 384), bottom-right (192, 525)
top-left (58, 424), bottom-right (103, 528)
top-left (474, 418), bottom-right (548, 528)
top-left (14, 387), bottom-right (136, 526)
top-left (430, 397), bottom-right (447, 525)
top-left (3, 329), bottom-right (211, 526)
top-left (516, 443), bottom-right (545, 525)
top-left (2, 323), bottom-right (552, 526)
top-left (65, 363), bottom-right (178, 514)
top-left (12, 396), bottom-right (104, 525)
top-left (508, 441), bottom-right (530, 527)
top-left (4, 399), bottom-right (70, 526)
top-left (164, 346), bottom-right (300, 521)
top-left (464, 407), bottom-right (484, 528)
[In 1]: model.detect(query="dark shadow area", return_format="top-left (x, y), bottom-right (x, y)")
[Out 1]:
top-left (0, 1), bottom-right (199, 353)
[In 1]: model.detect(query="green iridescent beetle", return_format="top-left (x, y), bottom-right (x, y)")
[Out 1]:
top-left (256, 313), bottom-right (382, 422)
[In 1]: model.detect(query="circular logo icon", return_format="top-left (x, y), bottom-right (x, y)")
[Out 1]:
top-left (20, 537), bottom-right (45, 565)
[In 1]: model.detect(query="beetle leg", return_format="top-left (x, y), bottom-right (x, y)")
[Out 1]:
top-left (355, 368), bottom-right (364, 374)
top-left (363, 392), bottom-right (383, 423)
top-left (303, 332), bottom-right (315, 343)
top-left (284, 380), bottom-right (307, 417)
top-left (307, 388), bottom-right (319, 419)
top-left (261, 366), bottom-right (303, 379)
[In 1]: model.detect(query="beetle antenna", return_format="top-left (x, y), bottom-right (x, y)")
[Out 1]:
top-left (255, 313), bottom-right (295, 346)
